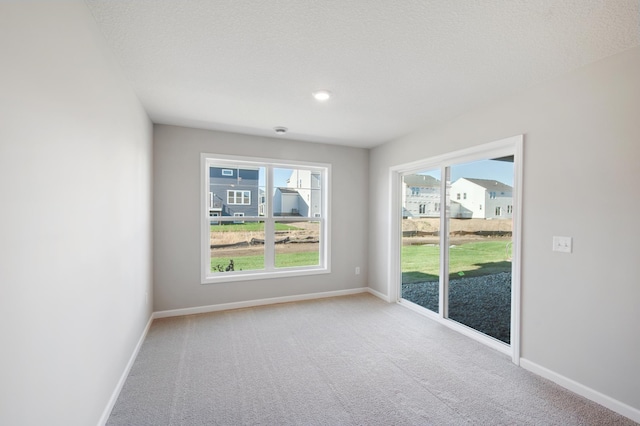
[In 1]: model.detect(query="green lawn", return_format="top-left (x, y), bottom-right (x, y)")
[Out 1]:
top-left (402, 240), bottom-right (512, 283)
top-left (211, 239), bottom-right (510, 279)
top-left (211, 251), bottom-right (318, 272)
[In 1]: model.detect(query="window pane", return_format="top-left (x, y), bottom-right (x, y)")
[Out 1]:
top-left (448, 157), bottom-right (514, 344)
top-left (274, 220), bottom-right (320, 268)
top-left (210, 220), bottom-right (265, 273)
top-left (209, 164), bottom-right (263, 216)
top-left (204, 156), bottom-right (329, 282)
top-left (273, 167), bottom-right (322, 217)
top-left (401, 171), bottom-right (441, 313)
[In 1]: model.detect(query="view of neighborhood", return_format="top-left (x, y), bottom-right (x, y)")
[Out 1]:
top-left (400, 158), bottom-right (515, 344)
top-left (208, 166), bottom-right (322, 221)
top-left (403, 174), bottom-right (514, 220)
top-left (207, 165), bottom-right (323, 273)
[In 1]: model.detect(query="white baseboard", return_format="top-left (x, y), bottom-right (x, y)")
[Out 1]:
top-left (98, 314), bottom-right (154, 426)
top-left (366, 286), bottom-right (391, 302)
top-left (153, 287), bottom-right (370, 319)
top-left (520, 358), bottom-right (640, 423)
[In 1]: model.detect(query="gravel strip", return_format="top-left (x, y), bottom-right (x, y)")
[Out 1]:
top-left (402, 272), bottom-right (511, 343)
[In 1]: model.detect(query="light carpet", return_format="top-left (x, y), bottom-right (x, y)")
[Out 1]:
top-left (108, 293), bottom-right (636, 425)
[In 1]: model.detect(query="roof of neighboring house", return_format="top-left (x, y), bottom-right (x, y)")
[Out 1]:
top-left (277, 187), bottom-right (300, 194)
top-left (403, 174), bottom-right (440, 187)
top-left (458, 178), bottom-right (512, 192)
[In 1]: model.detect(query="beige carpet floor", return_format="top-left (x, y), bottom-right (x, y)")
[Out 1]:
top-left (108, 293), bottom-right (636, 425)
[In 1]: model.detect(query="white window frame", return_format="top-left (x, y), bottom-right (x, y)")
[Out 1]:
top-left (201, 153), bottom-right (331, 284)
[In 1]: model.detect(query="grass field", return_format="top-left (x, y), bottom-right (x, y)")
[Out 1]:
top-left (210, 237), bottom-right (510, 277)
top-left (401, 240), bottom-right (512, 283)
top-left (211, 251), bottom-right (319, 272)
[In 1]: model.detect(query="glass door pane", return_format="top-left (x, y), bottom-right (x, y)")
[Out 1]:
top-left (447, 157), bottom-right (514, 343)
top-left (401, 170), bottom-right (441, 313)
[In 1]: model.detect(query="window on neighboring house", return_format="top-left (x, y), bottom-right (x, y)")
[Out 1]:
top-left (435, 202), bottom-right (440, 212)
top-left (489, 191), bottom-right (496, 199)
top-left (456, 193), bottom-right (461, 200)
top-left (419, 204), bottom-right (426, 214)
top-left (227, 190), bottom-right (251, 205)
top-left (507, 205), bottom-right (513, 214)
top-left (233, 212), bottom-right (245, 223)
top-left (495, 206), bottom-right (502, 216)
top-left (463, 193), bottom-right (467, 200)
top-left (222, 169), bottom-right (233, 176)
top-left (479, 204), bottom-right (482, 210)
top-left (202, 154), bottom-right (330, 283)
top-left (210, 212), bottom-right (220, 225)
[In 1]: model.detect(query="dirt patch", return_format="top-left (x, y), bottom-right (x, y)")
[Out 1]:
top-left (212, 241), bottom-right (318, 258)
top-left (403, 218), bottom-right (512, 245)
top-left (403, 218), bottom-right (512, 233)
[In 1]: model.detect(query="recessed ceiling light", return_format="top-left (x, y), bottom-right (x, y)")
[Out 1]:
top-left (312, 90), bottom-right (332, 101)
top-left (273, 126), bottom-right (288, 135)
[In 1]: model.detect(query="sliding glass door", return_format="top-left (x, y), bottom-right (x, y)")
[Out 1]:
top-left (447, 158), bottom-right (514, 344)
top-left (396, 137), bottom-right (521, 356)
top-left (401, 169), bottom-right (441, 313)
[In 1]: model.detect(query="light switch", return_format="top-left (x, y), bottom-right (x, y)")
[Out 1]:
top-left (552, 236), bottom-right (572, 253)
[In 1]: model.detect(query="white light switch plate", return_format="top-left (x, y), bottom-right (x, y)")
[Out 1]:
top-left (552, 236), bottom-right (572, 253)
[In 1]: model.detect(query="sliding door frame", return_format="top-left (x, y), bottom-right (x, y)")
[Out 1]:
top-left (388, 135), bottom-right (523, 364)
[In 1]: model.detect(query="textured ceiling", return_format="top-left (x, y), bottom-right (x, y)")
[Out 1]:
top-left (85, 0), bottom-right (639, 148)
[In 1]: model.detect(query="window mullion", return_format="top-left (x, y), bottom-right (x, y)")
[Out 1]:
top-left (440, 165), bottom-right (449, 320)
top-left (264, 166), bottom-right (275, 270)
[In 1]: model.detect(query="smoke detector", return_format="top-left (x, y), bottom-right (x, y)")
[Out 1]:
top-left (274, 126), bottom-right (288, 135)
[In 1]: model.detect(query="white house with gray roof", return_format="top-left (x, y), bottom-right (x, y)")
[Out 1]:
top-left (273, 169), bottom-right (322, 217)
top-left (402, 174), bottom-right (441, 218)
top-left (450, 178), bottom-right (513, 219)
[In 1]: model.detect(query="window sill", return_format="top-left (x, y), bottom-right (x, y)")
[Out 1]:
top-left (201, 266), bottom-right (330, 284)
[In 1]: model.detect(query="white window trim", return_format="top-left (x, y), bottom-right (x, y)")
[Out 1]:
top-left (201, 153), bottom-right (331, 284)
top-left (221, 168), bottom-right (233, 176)
top-left (388, 134), bottom-right (523, 365)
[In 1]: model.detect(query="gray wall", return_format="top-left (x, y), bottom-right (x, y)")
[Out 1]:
top-left (153, 125), bottom-right (369, 311)
top-left (0, 3), bottom-right (153, 425)
top-left (369, 47), bottom-right (640, 412)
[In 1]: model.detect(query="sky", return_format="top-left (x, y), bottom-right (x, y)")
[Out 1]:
top-left (418, 158), bottom-right (514, 186)
top-left (258, 159), bottom-right (514, 188)
top-left (259, 168), bottom-right (295, 188)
